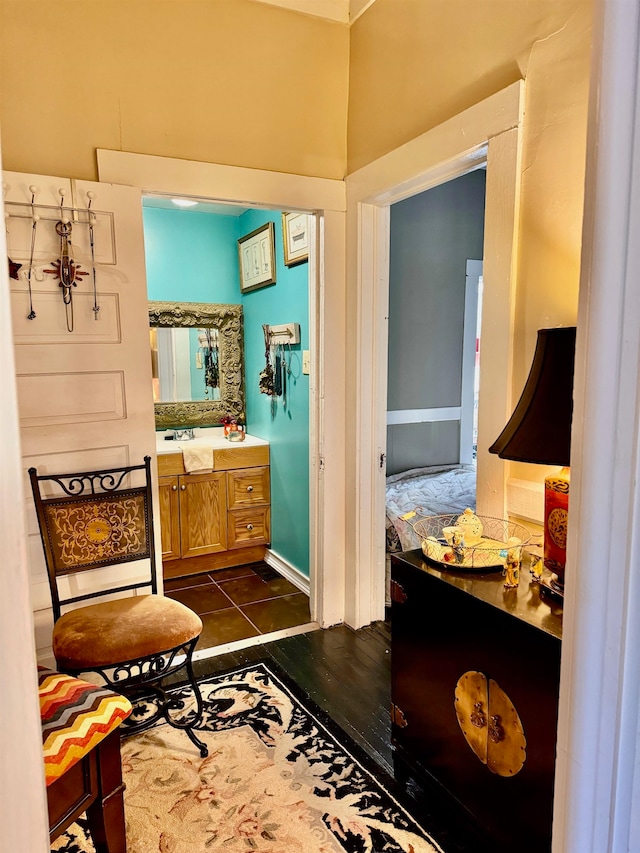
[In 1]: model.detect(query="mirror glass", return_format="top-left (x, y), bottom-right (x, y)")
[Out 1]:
top-left (149, 301), bottom-right (245, 429)
top-left (151, 327), bottom-right (221, 403)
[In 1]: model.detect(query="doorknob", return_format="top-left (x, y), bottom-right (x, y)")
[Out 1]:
top-left (171, 485), bottom-right (178, 491)
top-left (180, 484), bottom-right (186, 491)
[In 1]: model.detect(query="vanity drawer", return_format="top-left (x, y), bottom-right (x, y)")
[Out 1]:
top-left (227, 507), bottom-right (270, 549)
top-left (227, 467), bottom-right (270, 509)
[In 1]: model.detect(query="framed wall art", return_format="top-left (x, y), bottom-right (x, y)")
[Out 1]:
top-left (238, 222), bottom-right (276, 293)
top-left (282, 212), bottom-right (310, 267)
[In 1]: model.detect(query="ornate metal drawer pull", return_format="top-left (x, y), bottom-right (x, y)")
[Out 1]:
top-left (489, 714), bottom-right (505, 743)
top-left (470, 701), bottom-right (487, 728)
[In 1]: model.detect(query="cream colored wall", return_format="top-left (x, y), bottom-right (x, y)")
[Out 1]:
top-left (348, 0), bottom-right (592, 482)
top-left (0, 0), bottom-right (349, 182)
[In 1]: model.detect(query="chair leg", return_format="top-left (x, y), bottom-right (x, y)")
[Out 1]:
top-left (162, 639), bottom-right (208, 757)
top-left (85, 729), bottom-right (127, 853)
top-left (179, 646), bottom-right (208, 757)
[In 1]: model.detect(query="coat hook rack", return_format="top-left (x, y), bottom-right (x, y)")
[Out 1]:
top-left (265, 322), bottom-right (300, 345)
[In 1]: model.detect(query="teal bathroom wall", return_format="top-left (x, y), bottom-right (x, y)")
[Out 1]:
top-left (238, 209), bottom-right (310, 577)
top-left (143, 203), bottom-right (310, 578)
top-left (143, 205), bottom-right (239, 303)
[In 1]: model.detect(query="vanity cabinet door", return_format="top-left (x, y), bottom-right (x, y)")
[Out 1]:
top-left (158, 475), bottom-right (181, 562)
top-left (179, 472), bottom-right (228, 558)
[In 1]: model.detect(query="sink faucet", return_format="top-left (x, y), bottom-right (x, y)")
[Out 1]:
top-left (174, 428), bottom-right (194, 441)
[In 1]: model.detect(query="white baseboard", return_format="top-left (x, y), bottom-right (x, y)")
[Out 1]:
top-left (193, 621), bottom-right (319, 662)
top-left (264, 549), bottom-right (310, 596)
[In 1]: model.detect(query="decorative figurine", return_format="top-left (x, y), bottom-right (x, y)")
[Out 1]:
top-left (451, 529), bottom-right (465, 565)
top-left (529, 552), bottom-right (543, 582)
top-left (503, 538), bottom-right (521, 588)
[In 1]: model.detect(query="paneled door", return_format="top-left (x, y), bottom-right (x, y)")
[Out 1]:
top-left (4, 171), bottom-right (157, 664)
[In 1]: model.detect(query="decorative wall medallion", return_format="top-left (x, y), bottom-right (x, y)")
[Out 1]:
top-left (454, 671), bottom-right (526, 777)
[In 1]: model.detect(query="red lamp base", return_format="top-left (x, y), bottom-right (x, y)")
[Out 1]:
top-left (540, 466), bottom-right (570, 602)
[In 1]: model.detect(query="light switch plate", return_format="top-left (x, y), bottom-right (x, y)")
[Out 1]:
top-left (302, 350), bottom-right (310, 374)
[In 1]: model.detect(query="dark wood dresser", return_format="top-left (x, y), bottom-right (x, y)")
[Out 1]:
top-left (390, 549), bottom-right (563, 853)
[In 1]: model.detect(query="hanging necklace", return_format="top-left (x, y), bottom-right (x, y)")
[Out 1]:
top-left (44, 188), bottom-right (88, 332)
top-left (86, 191), bottom-right (100, 319)
top-left (6, 213), bottom-right (22, 281)
top-left (25, 184), bottom-right (40, 319)
top-left (3, 182), bottom-right (22, 283)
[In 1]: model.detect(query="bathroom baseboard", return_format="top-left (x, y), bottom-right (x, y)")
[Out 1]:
top-left (264, 549), bottom-right (310, 596)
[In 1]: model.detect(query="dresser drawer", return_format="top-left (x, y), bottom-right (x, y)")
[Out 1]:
top-left (227, 467), bottom-right (270, 509)
top-left (227, 506), bottom-right (270, 549)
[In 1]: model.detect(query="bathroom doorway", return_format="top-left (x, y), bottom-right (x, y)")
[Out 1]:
top-left (140, 194), bottom-right (318, 656)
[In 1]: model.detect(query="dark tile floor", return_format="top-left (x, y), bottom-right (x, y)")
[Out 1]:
top-left (164, 561), bottom-right (312, 652)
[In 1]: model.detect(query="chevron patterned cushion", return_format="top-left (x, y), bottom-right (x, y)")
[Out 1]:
top-left (38, 667), bottom-right (132, 786)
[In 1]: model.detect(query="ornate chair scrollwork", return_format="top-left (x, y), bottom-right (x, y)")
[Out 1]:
top-left (29, 456), bottom-right (208, 757)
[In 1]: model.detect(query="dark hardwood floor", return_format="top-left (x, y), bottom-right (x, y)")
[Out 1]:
top-left (190, 620), bottom-right (493, 853)
top-left (193, 619), bottom-right (394, 772)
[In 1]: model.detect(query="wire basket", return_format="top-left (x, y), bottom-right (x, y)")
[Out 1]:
top-left (403, 511), bottom-right (532, 572)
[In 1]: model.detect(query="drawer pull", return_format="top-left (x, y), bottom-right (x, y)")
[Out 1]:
top-left (171, 485), bottom-right (178, 492)
top-left (470, 702), bottom-right (487, 729)
top-left (247, 485), bottom-right (254, 492)
top-left (488, 715), bottom-right (505, 744)
top-left (180, 484), bottom-right (186, 491)
top-left (246, 523), bottom-right (254, 531)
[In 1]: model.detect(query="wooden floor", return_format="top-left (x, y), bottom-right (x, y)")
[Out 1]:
top-left (191, 620), bottom-right (493, 853)
top-left (193, 619), bottom-right (394, 772)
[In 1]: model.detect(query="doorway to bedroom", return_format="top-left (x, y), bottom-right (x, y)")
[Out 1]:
top-left (384, 169), bottom-right (486, 581)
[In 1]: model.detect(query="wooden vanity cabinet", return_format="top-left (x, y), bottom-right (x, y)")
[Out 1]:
top-left (156, 444), bottom-right (270, 577)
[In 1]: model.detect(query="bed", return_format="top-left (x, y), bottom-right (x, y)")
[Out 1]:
top-left (385, 464), bottom-right (477, 604)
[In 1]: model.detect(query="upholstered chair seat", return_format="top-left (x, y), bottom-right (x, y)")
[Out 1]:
top-left (53, 595), bottom-right (203, 671)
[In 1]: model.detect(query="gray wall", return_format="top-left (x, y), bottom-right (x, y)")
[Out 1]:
top-left (387, 169), bottom-right (486, 475)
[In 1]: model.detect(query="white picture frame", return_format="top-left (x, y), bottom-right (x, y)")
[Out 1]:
top-left (238, 222), bottom-right (276, 293)
top-left (282, 212), bottom-right (310, 267)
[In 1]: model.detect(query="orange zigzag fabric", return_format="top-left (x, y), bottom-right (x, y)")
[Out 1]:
top-left (38, 667), bottom-right (131, 785)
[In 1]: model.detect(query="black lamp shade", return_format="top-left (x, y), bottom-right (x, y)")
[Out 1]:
top-left (489, 327), bottom-right (576, 466)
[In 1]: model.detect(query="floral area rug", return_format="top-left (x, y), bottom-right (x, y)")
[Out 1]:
top-left (51, 662), bottom-right (443, 853)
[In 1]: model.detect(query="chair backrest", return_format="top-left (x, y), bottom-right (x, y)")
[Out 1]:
top-left (29, 456), bottom-right (158, 621)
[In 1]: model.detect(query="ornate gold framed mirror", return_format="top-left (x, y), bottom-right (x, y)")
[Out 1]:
top-left (149, 301), bottom-right (245, 429)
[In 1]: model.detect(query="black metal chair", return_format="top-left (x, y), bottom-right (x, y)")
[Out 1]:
top-left (29, 456), bottom-right (208, 757)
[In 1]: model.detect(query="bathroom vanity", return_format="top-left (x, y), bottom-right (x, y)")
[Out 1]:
top-left (156, 434), bottom-right (270, 579)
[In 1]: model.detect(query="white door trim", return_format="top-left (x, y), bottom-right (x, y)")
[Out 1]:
top-left (552, 1), bottom-right (640, 850)
top-left (344, 81), bottom-right (524, 628)
top-left (461, 259), bottom-right (483, 466)
top-left (97, 150), bottom-right (346, 628)
top-left (0, 149), bottom-right (50, 851)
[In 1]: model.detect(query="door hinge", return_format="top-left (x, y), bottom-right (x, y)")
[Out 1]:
top-left (319, 456), bottom-right (325, 471)
top-left (391, 703), bottom-right (408, 729)
top-left (390, 579), bottom-right (407, 604)
top-left (379, 452), bottom-right (386, 469)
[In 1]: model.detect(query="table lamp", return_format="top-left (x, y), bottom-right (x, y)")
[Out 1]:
top-left (489, 327), bottom-right (576, 600)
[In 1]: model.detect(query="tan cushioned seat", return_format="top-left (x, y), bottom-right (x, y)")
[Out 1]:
top-left (53, 595), bottom-right (203, 670)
